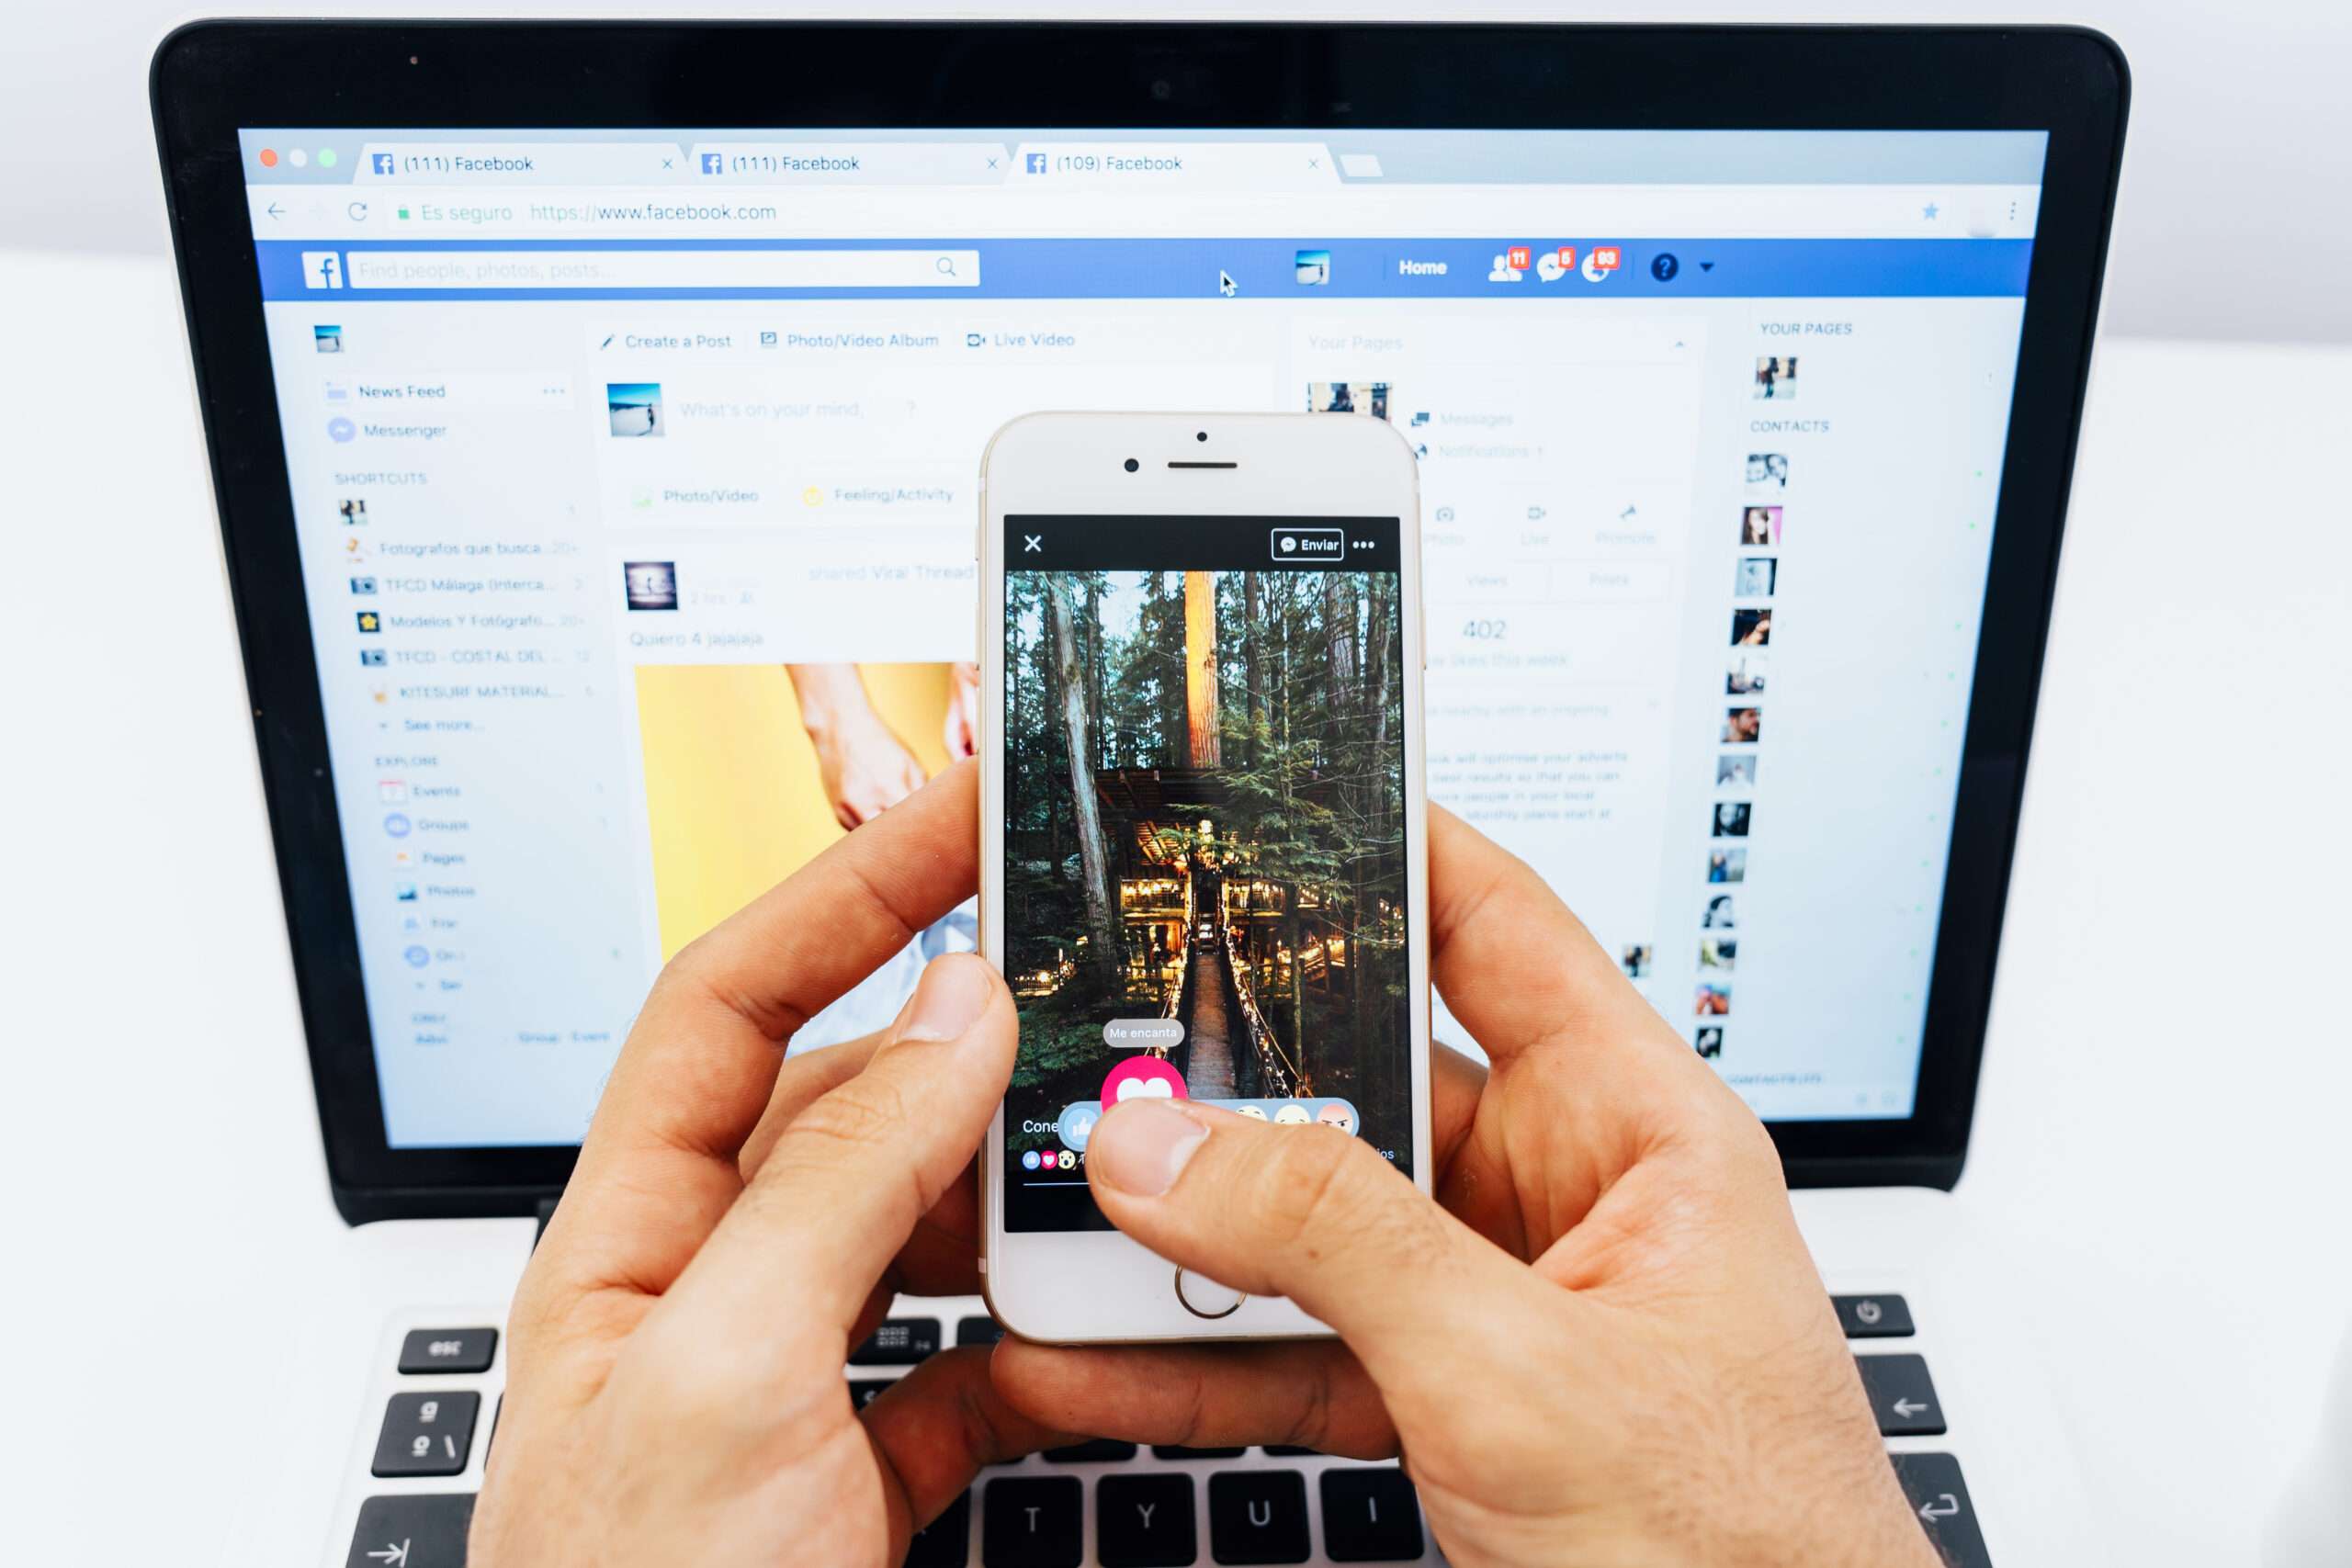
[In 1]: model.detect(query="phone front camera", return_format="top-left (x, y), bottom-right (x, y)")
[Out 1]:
top-left (1195, 431), bottom-right (1208, 443)
top-left (1124, 457), bottom-right (1140, 472)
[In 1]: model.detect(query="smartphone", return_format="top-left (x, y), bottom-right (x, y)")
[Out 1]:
top-left (978, 412), bottom-right (1431, 1343)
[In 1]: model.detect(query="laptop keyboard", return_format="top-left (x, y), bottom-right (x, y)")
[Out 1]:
top-left (340, 1291), bottom-right (1989, 1567)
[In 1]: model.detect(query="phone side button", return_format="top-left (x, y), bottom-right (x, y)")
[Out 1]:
top-left (1173, 1268), bottom-right (1245, 1320)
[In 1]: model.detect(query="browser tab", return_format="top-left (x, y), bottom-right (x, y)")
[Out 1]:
top-left (355, 142), bottom-right (686, 184)
top-left (685, 142), bottom-right (1012, 185)
top-left (1005, 142), bottom-right (1339, 189)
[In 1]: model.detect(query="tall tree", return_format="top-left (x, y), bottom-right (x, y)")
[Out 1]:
top-left (1183, 570), bottom-right (1221, 768)
top-left (1353, 575), bottom-right (1396, 1109)
top-left (1047, 580), bottom-right (1117, 983)
top-left (1241, 570), bottom-right (1267, 768)
top-left (1084, 576), bottom-right (1105, 768)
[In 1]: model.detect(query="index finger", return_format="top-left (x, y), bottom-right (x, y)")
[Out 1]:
top-left (538, 761), bottom-right (980, 1297)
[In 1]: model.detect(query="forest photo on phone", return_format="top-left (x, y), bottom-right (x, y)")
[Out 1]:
top-left (1003, 565), bottom-right (1413, 1169)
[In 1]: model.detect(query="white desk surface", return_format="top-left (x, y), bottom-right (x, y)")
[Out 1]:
top-left (3, 249), bottom-right (2345, 1565)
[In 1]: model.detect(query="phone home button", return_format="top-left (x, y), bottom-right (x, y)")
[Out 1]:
top-left (1174, 1268), bottom-right (1246, 1320)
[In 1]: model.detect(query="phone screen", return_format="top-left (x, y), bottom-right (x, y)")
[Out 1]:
top-left (1000, 513), bottom-right (1412, 1231)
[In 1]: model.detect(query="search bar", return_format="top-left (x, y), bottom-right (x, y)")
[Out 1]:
top-left (344, 249), bottom-right (980, 289)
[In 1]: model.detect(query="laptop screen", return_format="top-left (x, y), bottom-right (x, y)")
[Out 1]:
top-left (233, 128), bottom-right (2044, 1149)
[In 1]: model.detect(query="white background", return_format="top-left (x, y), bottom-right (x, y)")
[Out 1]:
top-left (3, 6), bottom-right (2351, 1565)
top-left (5, 0), bottom-right (2352, 344)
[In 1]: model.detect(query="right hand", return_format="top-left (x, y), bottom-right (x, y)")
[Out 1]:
top-left (992, 806), bottom-right (1937, 1568)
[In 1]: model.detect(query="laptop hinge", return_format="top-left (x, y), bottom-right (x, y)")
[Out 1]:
top-left (533, 1193), bottom-right (562, 1250)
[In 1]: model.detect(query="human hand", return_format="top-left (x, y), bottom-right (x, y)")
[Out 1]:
top-left (787, 662), bottom-right (931, 829)
top-left (806, 708), bottom-right (928, 829)
top-left (993, 805), bottom-right (1935, 1568)
top-left (470, 763), bottom-right (1066, 1568)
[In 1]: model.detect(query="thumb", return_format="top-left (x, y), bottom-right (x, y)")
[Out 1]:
top-left (662, 953), bottom-right (1014, 1342)
top-left (1084, 1098), bottom-right (1553, 1382)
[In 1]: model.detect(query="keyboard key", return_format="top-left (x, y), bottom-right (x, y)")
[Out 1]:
top-left (1856, 1354), bottom-right (1947, 1437)
top-left (983, 1476), bottom-right (1083, 1567)
top-left (1890, 1452), bottom-right (1992, 1568)
top-left (907, 1489), bottom-right (971, 1568)
top-left (372, 1391), bottom-right (481, 1478)
top-left (1154, 1445), bottom-right (1246, 1461)
top-left (1045, 1438), bottom-right (1139, 1463)
top-left (958, 1314), bottom-right (1008, 1348)
top-left (1320, 1468), bottom-right (1424, 1562)
top-left (1098, 1472), bottom-right (1196, 1566)
top-left (850, 1379), bottom-right (891, 1413)
top-left (1261, 1446), bottom-right (1319, 1456)
top-left (853, 1317), bottom-right (944, 1366)
top-left (1833, 1294), bottom-right (1916, 1339)
top-left (345, 1493), bottom-right (475, 1568)
top-left (1208, 1470), bottom-right (1309, 1563)
top-left (487, 1394), bottom-right (502, 1459)
top-left (398, 1326), bottom-right (499, 1373)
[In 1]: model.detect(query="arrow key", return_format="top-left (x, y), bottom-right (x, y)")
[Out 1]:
top-left (345, 1493), bottom-right (474, 1568)
top-left (1856, 1353), bottom-right (1947, 1437)
top-left (1889, 1453), bottom-right (1991, 1568)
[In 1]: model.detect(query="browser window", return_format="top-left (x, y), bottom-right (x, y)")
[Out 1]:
top-left (236, 128), bottom-right (2044, 1146)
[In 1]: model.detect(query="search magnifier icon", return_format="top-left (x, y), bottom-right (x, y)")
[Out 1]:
top-left (935, 255), bottom-right (957, 277)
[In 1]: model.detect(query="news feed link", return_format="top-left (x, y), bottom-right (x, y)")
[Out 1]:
top-left (247, 130), bottom-right (2035, 1146)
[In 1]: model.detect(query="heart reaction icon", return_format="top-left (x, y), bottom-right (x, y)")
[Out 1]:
top-left (1100, 1055), bottom-right (1187, 1106)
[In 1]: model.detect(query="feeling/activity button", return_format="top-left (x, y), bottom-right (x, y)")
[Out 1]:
top-left (1174, 1267), bottom-right (1245, 1320)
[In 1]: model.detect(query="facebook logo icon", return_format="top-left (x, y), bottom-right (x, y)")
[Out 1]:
top-left (300, 251), bottom-right (344, 289)
top-left (701, 152), bottom-right (723, 175)
top-left (1025, 152), bottom-right (1047, 175)
top-left (371, 152), bottom-right (395, 175)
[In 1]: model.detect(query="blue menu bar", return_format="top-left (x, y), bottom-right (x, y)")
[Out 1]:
top-left (256, 236), bottom-right (2030, 302)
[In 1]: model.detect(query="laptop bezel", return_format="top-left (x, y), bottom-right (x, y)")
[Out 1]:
top-left (152, 20), bottom-right (2127, 1224)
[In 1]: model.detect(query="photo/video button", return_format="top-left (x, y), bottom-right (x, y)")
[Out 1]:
top-left (1270, 527), bottom-right (1346, 562)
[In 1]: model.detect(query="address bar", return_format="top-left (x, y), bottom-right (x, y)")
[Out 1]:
top-left (344, 248), bottom-right (980, 289)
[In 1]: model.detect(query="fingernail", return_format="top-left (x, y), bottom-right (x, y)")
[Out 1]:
top-left (899, 955), bottom-right (992, 1042)
top-left (1091, 1100), bottom-right (1209, 1197)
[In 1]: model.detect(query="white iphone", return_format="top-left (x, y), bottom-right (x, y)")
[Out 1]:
top-left (978, 412), bottom-right (1432, 1344)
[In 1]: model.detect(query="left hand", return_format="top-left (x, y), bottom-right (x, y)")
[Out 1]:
top-left (469, 763), bottom-right (1063, 1567)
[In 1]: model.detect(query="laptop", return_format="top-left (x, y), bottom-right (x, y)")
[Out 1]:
top-left (152, 21), bottom-right (2127, 1567)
